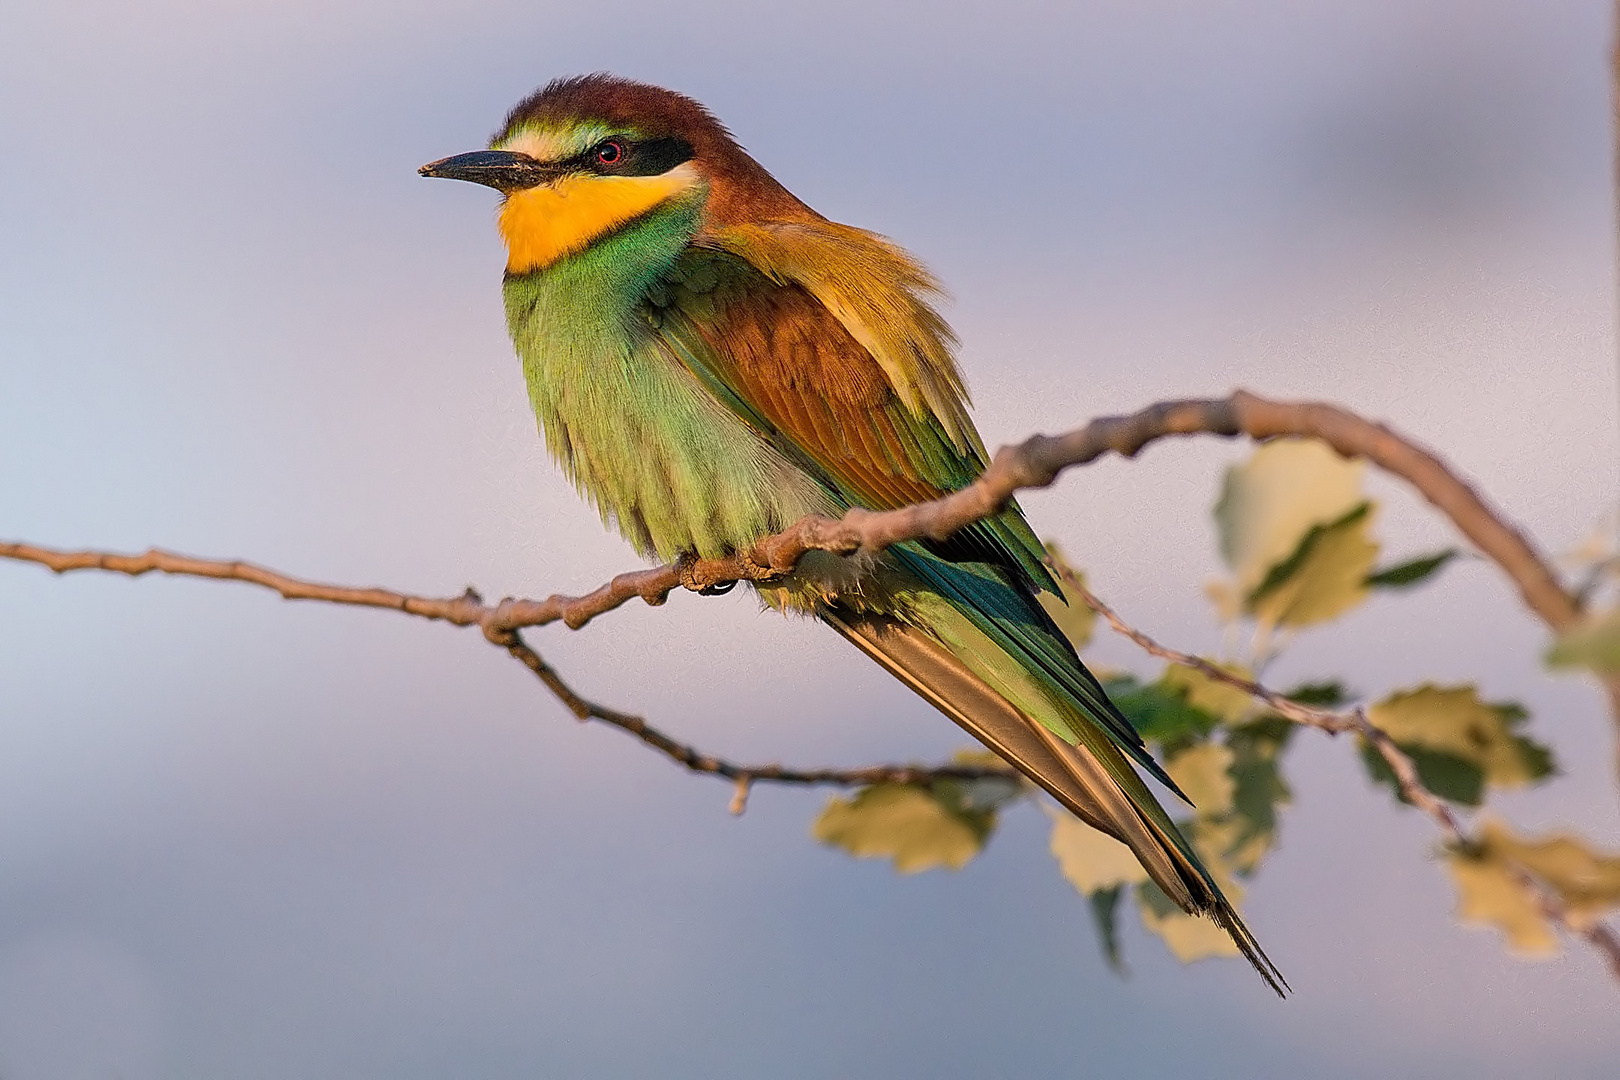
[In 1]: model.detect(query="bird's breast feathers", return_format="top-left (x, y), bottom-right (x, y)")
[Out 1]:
top-left (502, 225), bottom-right (838, 565)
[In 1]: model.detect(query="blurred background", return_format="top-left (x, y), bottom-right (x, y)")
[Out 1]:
top-left (2, 0), bottom-right (1617, 1075)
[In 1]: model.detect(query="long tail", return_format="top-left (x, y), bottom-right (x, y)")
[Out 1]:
top-left (822, 604), bottom-right (1288, 997)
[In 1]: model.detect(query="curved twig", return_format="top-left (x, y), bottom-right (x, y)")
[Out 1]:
top-left (0, 391), bottom-right (1581, 638)
top-left (0, 543), bottom-right (1016, 796)
top-left (3, 388), bottom-right (1604, 789)
top-left (2, 390), bottom-right (1614, 977)
top-left (676, 392), bottom-right (1579, 638)
top-left (494, 626), bottom-right (1014, 790)
top-left (1059, 563), bottom-right (1620, 981)
top-left (0, 542), bottom-right (680, 636)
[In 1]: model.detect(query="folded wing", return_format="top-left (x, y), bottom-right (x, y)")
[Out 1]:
top-left (643, 228), bottom-right (1286, 993)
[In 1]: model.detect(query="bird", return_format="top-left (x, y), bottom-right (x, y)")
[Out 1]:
top-left (420, 73), bottom-right (1285, 994)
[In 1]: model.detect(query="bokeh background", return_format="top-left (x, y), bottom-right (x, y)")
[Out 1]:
top-left (3, 0), bottom-right (1618, 1076)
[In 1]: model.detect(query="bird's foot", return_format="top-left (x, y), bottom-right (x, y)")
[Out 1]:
top-left (738, 548), bottom-right (783, 582)
top-left (676, 553), bottom-right (739, 596)
top-left (675, 553), bottom-right (703, 592)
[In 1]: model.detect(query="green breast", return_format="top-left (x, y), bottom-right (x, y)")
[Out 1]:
top-left (503, 200), bottom-right (832, 561)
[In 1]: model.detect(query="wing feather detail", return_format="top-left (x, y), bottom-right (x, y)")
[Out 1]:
top-left (647, 242), bottom-right (1054, 591)
top-left (645, 229), bottom-right (1287, 993)
top-left (710, 220), bottom-right (978, 456)
top-left (823, 607), bottom-right (1288, 997)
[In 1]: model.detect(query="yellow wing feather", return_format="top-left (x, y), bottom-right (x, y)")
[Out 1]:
top-left (711, 221), bottom-right (981, 457)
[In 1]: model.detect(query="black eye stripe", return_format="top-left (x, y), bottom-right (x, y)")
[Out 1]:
top-left (577, 135), bottom-right (695, 177)
top-left (630, 137), bottom-right (695, 175)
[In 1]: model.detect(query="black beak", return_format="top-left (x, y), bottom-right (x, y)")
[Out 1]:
top-left (418, 150), bottom-right (559, 191)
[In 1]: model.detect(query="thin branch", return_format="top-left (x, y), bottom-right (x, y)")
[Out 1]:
top-left (491, 625), bottom-right (1014, 790)
top-left (2, 390), bottom-right (1614, 973)
top-left (1058, 572), bottom-right (1355, 736)
top-left (1, 391), bottom-right (1581, 640)
top-left (1225, 393), bottom-right (1579, 631)
top-left (726, 390), bottom-right (1580, 634)
top-left (4, 388), bottom-right (1608, 788)
top-left (0, 541), bottom-right (680, 637)
top-left (1059, 563), bottom-right (1620, 981)
top-left (0, 543), bottom-right (1015, 793)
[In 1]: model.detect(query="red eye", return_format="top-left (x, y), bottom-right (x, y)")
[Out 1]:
top-left (595, 140), bottom-right (624, 165)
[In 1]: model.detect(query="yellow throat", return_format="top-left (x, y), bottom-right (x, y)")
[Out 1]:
top-left (497, 167), bottom-right (699, 274)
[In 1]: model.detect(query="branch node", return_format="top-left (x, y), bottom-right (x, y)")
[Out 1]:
top-left (638, 582), bottom-right (674, 607)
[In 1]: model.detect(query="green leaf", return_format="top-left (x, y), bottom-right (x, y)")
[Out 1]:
top-left (1247, 503), bottom-right (1380, 629)
top-left (1088, 885), bottom-right (1127, 973)
top-left (1135, 878), bottom-right (1183, 919)
top-left (935, 750), bottom-right (1029, 813)
top-left (1165, 743), bottom-right (1237, 818)
top-left (1039, 542), bottom-right (1097, 651)
top-left (813, 784), bottom-right (995, 873)
top-left (1103, 674), bottom-right (1220, 748)
top-left (1447, 841), bottom-right (1557, 957)
top-left (1214, 438), bottom-right (1367, 594)
top-left (1048, 809), bottom-right (1148, 894)
top-left (1135, 833), bottom-right (1244, 963)
top-left (1160, 661), bottom-right (1258, 724)
top-left (1206, 718), bottom-right (1295, 874)
top-left (1445, 819), bottom-right (1620, 957)
top-left (1250, 503), bottom-right (1369, 599)
top-left (1282, 680), bottom-right (1350, 707)
top-left (1477, 818), bottom-right (1620, 930)
top-left (1512, 738), bottom-right (1556, 788)
top-left (1365, 548), bottom-right (1459, 589)
top-left (1367, 685), bottom-right (1554, 793)
top-left (1048, 809), bottom-right (1147, 973)
top-left (1361, 743), bottom-right (1486, 806)
top-left (1546, 610), bottom-right (1620, 675)
top-left (1135, 880), bottom-right (1241, 962)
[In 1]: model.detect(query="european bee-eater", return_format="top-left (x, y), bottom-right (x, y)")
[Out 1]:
top-left (422, 74), bottom-right (1284, 993)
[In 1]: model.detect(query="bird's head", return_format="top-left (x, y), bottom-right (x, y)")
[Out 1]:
top-left (421, 74), bottom-right (810, 275)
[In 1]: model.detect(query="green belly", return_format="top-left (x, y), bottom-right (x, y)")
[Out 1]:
top-left (502, 209), bottom-right (835, 561)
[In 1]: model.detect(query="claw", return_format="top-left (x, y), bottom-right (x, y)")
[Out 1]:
top-left (740, 549), bottom-right (782, 582)
top-left (678, 551), bottom-right (762, 595)
top-left (676, 553), bottom-right (703, 592)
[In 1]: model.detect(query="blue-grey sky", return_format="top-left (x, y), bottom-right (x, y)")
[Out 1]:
top-left (2, 1), bottom-right (1618, 1076)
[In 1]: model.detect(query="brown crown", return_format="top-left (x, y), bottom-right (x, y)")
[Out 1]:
top-left (497, 73), bottom-right (818, 228)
